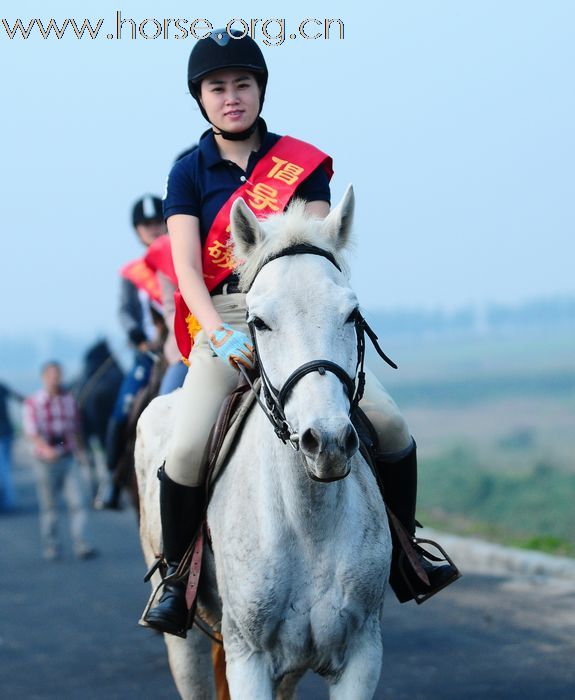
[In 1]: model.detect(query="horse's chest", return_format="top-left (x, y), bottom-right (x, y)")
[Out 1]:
top-left (209, 456), bottom-right (390, 668)
top-left (221, 543), bottom-right (385, 656)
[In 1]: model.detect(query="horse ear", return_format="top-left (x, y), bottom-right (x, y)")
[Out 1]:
top-left (230, 197), bottom-right (264, 257)
top-left (322, 184), bottom-right (354, 250)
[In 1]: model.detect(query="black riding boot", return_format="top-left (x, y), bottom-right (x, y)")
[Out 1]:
top-left (143, 466), bottom-right (204, 636)
top-left (376, 440), bottom-right (460, 603)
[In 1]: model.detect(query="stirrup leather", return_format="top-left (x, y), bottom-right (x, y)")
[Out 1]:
top-left (387, 508), bottom-right (461, 604)
top-left (139, 530), bottom-right (204, 638)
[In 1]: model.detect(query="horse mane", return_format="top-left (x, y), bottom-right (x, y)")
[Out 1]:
top-left (234, 199), bottom-right (351, 292)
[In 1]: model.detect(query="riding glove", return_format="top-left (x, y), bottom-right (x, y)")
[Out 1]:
top-left (208, 323), bottom-right (255, 370)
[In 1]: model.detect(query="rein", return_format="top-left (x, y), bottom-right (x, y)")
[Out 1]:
top-left (238, 243), bottom-right (397, 450)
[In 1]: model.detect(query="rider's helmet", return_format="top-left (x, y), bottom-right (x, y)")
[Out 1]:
top-left (187, 29), bottom-right (268, 140)
top-left (131, 195), bottom-right (163, 228)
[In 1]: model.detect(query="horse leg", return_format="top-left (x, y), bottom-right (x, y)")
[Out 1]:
top-left (328, 618), bottom-right (383, 700)
top-left (225, 651), bottom-right (273, 699)
top-left (163, 629), bottom-right (216, 700)
top-left (90, 436), bottom-right (109, 502)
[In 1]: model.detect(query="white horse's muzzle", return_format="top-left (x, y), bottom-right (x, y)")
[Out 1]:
top-left (300, 417), bottom-right (359, 482)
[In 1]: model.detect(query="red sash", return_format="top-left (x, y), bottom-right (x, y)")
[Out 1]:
top-left (144, 235), bottom-right (177, 286)
top-left (120, 258), bottom-right (162, 306)
top-left (174, 135), bottom-right (333, 358)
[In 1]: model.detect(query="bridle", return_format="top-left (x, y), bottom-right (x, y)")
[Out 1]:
top-left (238, 243), bottom-right (398, 450)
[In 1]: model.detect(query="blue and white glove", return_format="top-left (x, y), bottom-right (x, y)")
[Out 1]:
top-left (208, 323), bottom-right (255, 370)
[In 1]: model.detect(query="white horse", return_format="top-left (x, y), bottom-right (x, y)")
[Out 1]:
top-left (136, 185), bottom-right (392, 699)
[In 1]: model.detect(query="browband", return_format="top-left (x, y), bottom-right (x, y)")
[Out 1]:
top-left (249, 244), bottom-right (342, 289)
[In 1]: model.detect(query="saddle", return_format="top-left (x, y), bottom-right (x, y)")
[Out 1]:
top-left (203, 374), bottom-right (259, 500)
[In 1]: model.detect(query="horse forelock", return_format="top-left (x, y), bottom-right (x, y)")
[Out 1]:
top-left (234, 199), bottom-right (351, 291)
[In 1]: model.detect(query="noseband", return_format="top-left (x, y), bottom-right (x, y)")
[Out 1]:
top-left (239, 243), bottom-right (397, 450)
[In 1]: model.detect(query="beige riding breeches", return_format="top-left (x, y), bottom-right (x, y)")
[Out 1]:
top-left (165, 293), bottom-right (250, 487)
top-left (165, 293), bottom-right (412, 487)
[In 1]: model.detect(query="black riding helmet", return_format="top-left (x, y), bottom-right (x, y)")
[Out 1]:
top-left (131, 195), bottom-right (163, 228)
top-left (187, 29), bottom-right (268, 141)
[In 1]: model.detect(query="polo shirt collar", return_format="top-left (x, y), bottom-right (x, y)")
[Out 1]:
top-left (199, 118), bottom-right (272, 169)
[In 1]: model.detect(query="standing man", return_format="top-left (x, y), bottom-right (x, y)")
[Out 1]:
top-left (0, 381), bottom-right (24, 513)
top-left (23, 361), bottom-right (97, 561)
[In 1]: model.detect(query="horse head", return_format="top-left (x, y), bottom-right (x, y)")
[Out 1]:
top-left (231, 185), bottom-right (362, 482)
top-left (83, 339), bottom-right (112, 375)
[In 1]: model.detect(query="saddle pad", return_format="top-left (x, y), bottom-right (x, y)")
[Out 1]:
top-left (205, 377), bottom-right (260, 497)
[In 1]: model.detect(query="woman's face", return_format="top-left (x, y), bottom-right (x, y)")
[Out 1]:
top-left (199, 69), bottom-right (261, 134)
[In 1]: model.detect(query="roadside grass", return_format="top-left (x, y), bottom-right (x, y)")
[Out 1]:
top-left (367, 326), bottom-right (575, 557)
top-left (417, 445), bottom-right (575, 557)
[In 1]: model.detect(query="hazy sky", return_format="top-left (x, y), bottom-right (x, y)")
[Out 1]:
top-left (1, 0), bottom-right (573, 339)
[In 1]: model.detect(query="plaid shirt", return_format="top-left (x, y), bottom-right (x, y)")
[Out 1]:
top-left (23, 389), bottom-right (80, 457)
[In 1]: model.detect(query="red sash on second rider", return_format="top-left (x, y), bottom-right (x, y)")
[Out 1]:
top-left (121, 258), bottom-right (163, 308)
top-left (145, 235), bottom-right (178, 286)
top-left (174, 136), bottom-right (333, 359)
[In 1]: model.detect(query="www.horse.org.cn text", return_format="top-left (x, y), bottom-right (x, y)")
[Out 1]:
top-left (0, 14), bottom-right (345, 45)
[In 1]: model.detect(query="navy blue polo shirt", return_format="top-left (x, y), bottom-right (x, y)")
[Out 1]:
top-left (162, 119), bottom-right (331, 245)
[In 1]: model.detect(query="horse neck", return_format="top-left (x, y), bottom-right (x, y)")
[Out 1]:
top-left (252, 409), bottom-right (347, 540)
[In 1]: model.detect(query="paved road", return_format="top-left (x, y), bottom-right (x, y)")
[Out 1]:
top-left (1, 450), bottom-right (574, 699)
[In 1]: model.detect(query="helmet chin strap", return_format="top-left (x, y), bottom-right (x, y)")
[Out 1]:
top-left (211, 118), bottom-right (259, 141)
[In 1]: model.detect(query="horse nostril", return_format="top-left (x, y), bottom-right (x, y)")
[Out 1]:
top-left (342, 424), bottom-right (359, 458)
top-left (301, 427), bottom-right (321, 456)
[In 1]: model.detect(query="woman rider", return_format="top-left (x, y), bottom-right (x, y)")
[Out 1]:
top-left (143, 29), bottom-right (459, 637)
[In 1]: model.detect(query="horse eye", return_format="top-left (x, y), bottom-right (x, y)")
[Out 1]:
top-left (346, 308), bottom-right (359, 324)
top-left (253, 316), bottom-right (271, 331)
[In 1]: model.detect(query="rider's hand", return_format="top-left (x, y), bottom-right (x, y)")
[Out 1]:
top-left (208, 324), bottom-right (254, 370)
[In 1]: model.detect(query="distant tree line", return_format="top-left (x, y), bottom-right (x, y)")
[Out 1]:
top-left (368, 295), bottom-right (575, 336)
